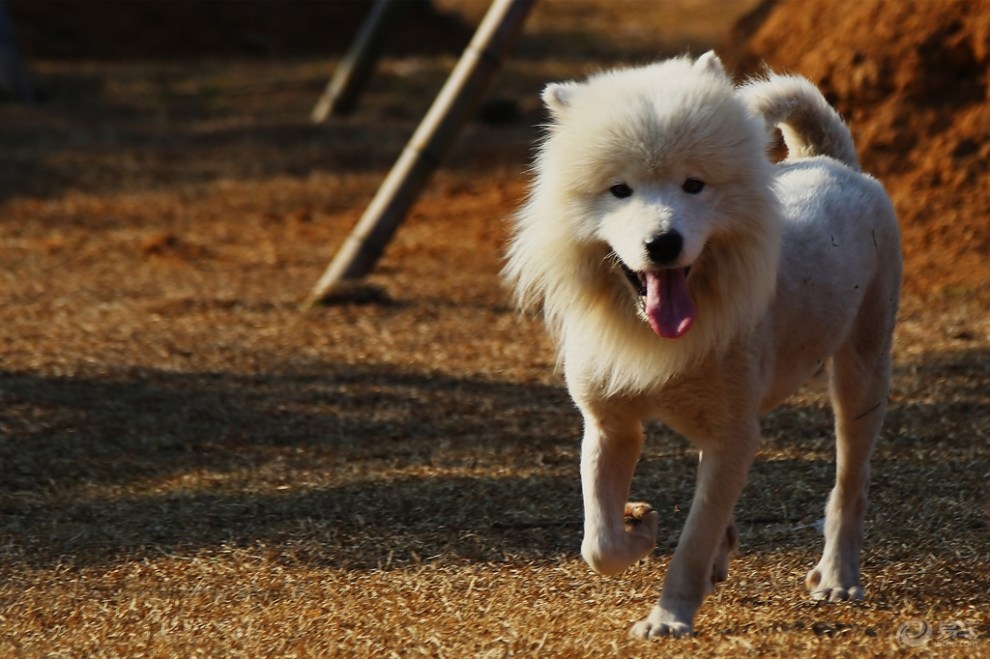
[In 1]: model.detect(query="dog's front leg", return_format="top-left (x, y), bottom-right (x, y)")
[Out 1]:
top-left (631, 423), bottom-right (758, 639)
top-left (579, 408), bottom-right (657, 577)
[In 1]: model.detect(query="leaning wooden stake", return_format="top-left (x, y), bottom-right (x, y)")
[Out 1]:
top-left (310, 0), bottom-right (400, 121)
top-left (305, 0), bottom-right (534, 307)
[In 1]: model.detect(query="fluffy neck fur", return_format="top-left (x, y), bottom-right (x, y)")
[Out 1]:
top-left (506, 178), bottom-right (780, 397)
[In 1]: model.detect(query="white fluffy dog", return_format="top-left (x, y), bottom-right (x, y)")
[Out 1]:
top-left (504, 52), bottom-right (901, 638)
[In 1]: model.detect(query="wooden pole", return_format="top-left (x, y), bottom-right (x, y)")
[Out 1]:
top-left (305, 0), bottom-right (534, 307)
top-left (310, 0), bottom-right (401, 122)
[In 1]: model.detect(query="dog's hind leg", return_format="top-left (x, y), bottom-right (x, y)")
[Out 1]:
top-left (711, 515), bottom-right (739, 585)
top-left (807, 320), bottom-right (894, 601)
top-left (697, 451), bottom-right (739, 586)
top-left (578, 406), bottom-right (658, 577)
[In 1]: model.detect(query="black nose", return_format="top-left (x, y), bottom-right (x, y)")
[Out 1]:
top-left (645, 231), bottom-right (683, 265)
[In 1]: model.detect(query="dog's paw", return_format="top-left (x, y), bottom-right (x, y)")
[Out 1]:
top-left (582, 502), bottom-right (658, 576)
top-left (629, 605), bottom-right (693, 640)
top-left (623, 502), bottom-right (659, 559)
top-left (805, 565), bottom-right (865, 602)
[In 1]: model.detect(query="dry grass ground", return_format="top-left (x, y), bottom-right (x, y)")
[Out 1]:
top-left (1, 1), bottom-right (988, 656)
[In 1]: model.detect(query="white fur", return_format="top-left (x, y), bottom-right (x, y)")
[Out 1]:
top-left (504, 52), bottom-right (901, 639)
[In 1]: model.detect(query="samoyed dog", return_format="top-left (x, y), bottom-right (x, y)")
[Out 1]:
top-left (504, 52), bottom-right (901, 638)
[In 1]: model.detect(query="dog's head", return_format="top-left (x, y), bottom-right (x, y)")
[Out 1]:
top-left (536, 52), bottom-right (776, 339)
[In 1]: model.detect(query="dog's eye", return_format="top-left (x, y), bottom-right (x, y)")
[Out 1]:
top-left (682, 178), bottom-right (705, 194)
top-left (609, 183), bottom-right (633, 199)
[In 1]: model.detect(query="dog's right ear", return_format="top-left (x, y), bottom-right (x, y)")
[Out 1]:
top-left (541, 82), bottom-right (579, 120)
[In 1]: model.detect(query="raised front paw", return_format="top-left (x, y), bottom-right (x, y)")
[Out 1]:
top-left (806, 564), bottom-right (865, 602)
top-left (623, 501), bottom-right (659, 552)
top-left (582, 502), bottom-right (658, 576)
top-left (629, 604), bottom-right (693, 639)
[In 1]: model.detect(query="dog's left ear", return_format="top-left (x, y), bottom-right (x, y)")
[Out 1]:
top-left (695, 51), bottom-right (727, 79)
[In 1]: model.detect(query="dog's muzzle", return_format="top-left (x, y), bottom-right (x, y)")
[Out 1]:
top-left (645, 231), bottom-right (683, 266)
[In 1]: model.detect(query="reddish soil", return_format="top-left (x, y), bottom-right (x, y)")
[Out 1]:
top-left (732, 0), bottom-right (990, 300)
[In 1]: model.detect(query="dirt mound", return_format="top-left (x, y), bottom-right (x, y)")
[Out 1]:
top-left (732, 0), bottom-right (990, 299)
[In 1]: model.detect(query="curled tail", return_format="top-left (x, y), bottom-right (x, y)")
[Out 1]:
top-left (738, 73), bottom-right (860, 170)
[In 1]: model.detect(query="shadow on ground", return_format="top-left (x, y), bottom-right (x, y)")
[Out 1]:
top-left (2, 349), bottom-right (987, 570)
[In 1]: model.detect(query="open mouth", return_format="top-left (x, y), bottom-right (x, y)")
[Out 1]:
top-left (620, 262), bottom-right (648, 296)
top-left (616, 259), bottom-right (696, 339)
top-left (618, 262), bottom-right (692, 297)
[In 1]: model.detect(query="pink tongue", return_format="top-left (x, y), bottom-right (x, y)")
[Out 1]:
top-left (644, 269), bottom-right (695, 338)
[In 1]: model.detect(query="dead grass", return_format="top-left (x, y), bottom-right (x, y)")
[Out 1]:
top-left (1, 1), bottom-right (989, 656)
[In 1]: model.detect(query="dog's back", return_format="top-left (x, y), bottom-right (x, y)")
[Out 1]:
top-left (741, 74), bottom-right (901, 416)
